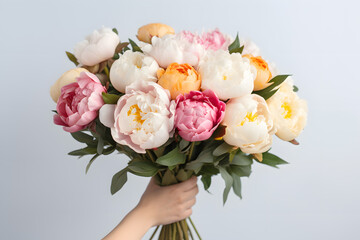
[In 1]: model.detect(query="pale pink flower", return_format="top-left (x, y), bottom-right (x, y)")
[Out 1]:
top-left (54, 72), bottom-right (106, 132)
top-left (175, 90), bottom-right (226, 142)
top-left (180, 29), bottom-right (232, 51)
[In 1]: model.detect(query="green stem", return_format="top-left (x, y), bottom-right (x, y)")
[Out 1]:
top-left (187, 219), bottom-right (194, 240)
top-left (104, 65), bottom-right (110, 77)
top-left (149, 226), bottom-right (159, 240)
top-left (187, 142), bottom-right (196, 161)
top-left (180, 220), bottom-right (189, 240)
top-left (146, 149), bottom-right (156, 162)
top-left (176, 221), bottom-right (184, 240)
top-left (188, 217), bottom-right (201, 240)
top-left (172, 223), bottom-right (176, 239)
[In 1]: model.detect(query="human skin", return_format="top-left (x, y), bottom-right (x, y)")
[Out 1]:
top-left (102, 176), bottom-right (199, 240)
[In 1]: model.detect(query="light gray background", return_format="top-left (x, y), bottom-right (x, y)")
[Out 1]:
top-left (1, 0), bottom-right (359, 239)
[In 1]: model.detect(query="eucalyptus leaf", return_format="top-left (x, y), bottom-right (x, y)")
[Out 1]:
top-left (71, 131), bottom-right (96, 145)
top-left (219, 167), bottom-right (233, 204)
top-left (258, 152), bottom-right (288, 168)
top-left (111, 168), bottom-right (128, 195)
top-left (128, 38), bottom-right (143, 53)
top-left (65, 51), bottom-right (78, 66)
top-left (85, 154), bottom-right (99, 174)
top-left (97, 137), bottom-right (104, 155)
top-left (68, 147), bottom-right (97, 156)
top-left (156, 146), bottom-right (186, 167)
top-left (186, 148), bottom-right (213, 174)
top-left (128, 161), bottom-right (158, 177)
top-left (201, 175), bottom-right (211, 191)
top-left (231, 172), bottom-right (242, 199)
top-left (230, 165), bottom-right (252, 177)
top-left (103, 146), bottom-right (116, 155)
top-left (231, 152), bottom-right (253, 166)
top-left (213, 142), bottom-right (234, 156)
top-left (179, 139), bottom-right (190, 152)
top-left (102, 92), bottom-right (120, 104)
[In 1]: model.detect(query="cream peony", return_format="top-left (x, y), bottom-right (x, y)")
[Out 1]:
top-left (99, 81), bottom-right (175, 153)
top-left (142, 34), bottom-right (205, 68)
top-left (110, 50), bottom-right (159, 93)
top-left (74, 27), bottom-right (120, 66)
top-left (199, 50), bottom-right (256, 100)
top-left (223, 94), bottom-right (276, 154)
top-left (240, 39), bottom-right (261, 57)
top-left (266, 78), bottom-right (308, 141)
top-left (50, 68), bottom-right (88, 102)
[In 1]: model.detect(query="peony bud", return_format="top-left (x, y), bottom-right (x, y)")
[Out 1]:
top-left (137, 23), bottom-right (175, 43)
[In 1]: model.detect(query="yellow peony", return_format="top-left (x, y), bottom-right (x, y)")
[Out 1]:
top-left (50, 68), bottom-right (88, 102)
top-left (157, 63), bottom-right (201, 100)
top-left (137, 23), bottom-right (175, 44)
top-left (243, 54), bottom-right (272, 91)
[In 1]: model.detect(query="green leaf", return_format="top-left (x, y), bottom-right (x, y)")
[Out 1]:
top-left (128, 38), bottom-right (143, 53)
top-left (112, 28), bottom-right (118, 35)
top-left (231, 152), bottom-right (253, 166)
top-left (231, 172), bottom-right (242, 199)
top-left (97, 137), bottom-right (104, 155)
top-left (219, 167), bottom-right (233, 204)
top-left (176, 169), bottom-right (192, 182)
top-left (201, 175), bottom-right (211, 191)
top-left (68, 147), bottom-right (97, 156)
top-left (128, 161), bottom-right (158, 177)
top-left (179, 139), bottom-right (190, 152)
top-left (213, 142), bottom-right (234, 156)
top-left (71, 131), bottom-right (95, 144)
top-left (102, 92), bottom-right (121, 104)
top-left (52, 110), bottom-right (58, 114)
top-left (156, 146), bottom-right (186, 167)
top-left (258, 152), bottom-right (288, 168)
top-left (186, 148), bottom-right (214, 174)
top-left (253, 75), bottom-right (291, 100)
top-left (229, 46), bottom-right (244, 54)
top-left (111, 168), bottom-right (128, 195)
top-left (161, 169), bottom-right (178, 186)
top-left (228, 34), bottom-right (240, 54)
top-left (103, 146), bottom-right (116, 155)
top-left (85, 154), bottom-right (99, 174)
top-left (230, 165), bottom-right (252, 177)
top-left (115, 42), bottom-right (130, 54)
top-left (293, 85), bottom-right (299, 92)
top-left (65, 51), bottom-right (78, 66)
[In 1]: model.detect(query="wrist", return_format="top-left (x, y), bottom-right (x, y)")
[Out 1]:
top-left (133, 203), bottom-right (156, 228)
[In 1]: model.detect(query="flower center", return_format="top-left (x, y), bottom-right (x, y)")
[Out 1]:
top-left (281, 102), bottom-right (292, 119)
top-left (127, 104), bottom-right (145, 127)
top-left (240, 112), bottom-right (258, 126)
top-left (223, 75), bottom-right (227, 80)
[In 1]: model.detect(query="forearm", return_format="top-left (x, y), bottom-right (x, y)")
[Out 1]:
top-left (102, 205), bottom-right (153, 240)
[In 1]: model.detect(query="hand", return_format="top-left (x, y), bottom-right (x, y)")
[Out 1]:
top-left (102, 176), bottom-right (199, 240)
top-left (137, 176), bottom-right (199, 226)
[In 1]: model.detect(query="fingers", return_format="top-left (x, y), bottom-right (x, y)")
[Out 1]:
top-left (182, 184), bottom-right (199, 202)
top-left (177, 176), bottom-right (198, 191)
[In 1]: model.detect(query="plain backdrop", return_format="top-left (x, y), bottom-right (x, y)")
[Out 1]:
top-left (1, 0), bottom-right (359, 239)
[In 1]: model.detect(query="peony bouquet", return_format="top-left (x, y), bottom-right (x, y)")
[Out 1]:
top-left (50, 23), bottom-right (307, 239)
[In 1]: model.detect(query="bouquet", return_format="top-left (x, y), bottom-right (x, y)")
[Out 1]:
top-left (50, 23), bottom-right (308, 239)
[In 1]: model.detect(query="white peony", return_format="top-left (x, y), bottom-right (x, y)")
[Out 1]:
top-left (142, 34), bottom-right (205, 68)
top-left (199, 50), bottom-right (256, 100)
top-left (223, 94), bottom-right (276, 154)
top-left (99, 81), bottom-right (175, 153)
top-left (110, 50), bottom-right (159, 93)
top-left (266, 78), bottom-right (308, 141)
top-left (240, 39), bottom-right (261, 57)
top-left (74, 27), bottom-right (120, 66)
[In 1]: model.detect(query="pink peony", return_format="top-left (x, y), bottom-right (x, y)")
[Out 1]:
top-left (53, 72), bottom-right (106, 132)
top-left (180, 29), bottom-right (232, 51)
top-left (175, 90), bottom-right (226, 142)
